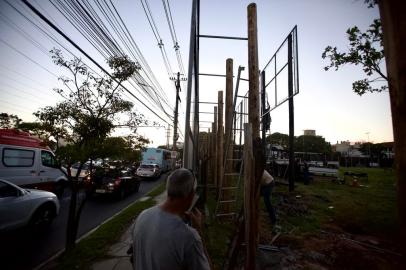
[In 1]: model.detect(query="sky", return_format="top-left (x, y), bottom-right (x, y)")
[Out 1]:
top-left (0, 0), bottom-right (393, 147)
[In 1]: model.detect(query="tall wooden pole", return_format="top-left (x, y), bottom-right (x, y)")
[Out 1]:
top-left (246, 3), bottom-right (262, 269)
top-left (217, 91), bottom-right (224, 193)
top-left (248, 4), bottom-right (260, 138)
top-left (379, 1), bottom-right (406, 260)
top-left (213, 106), bottom-right (218, 188)
top-left (224, 58), bottom-right (234, 211)
top-left (225, 58), bottom-right (234, 154)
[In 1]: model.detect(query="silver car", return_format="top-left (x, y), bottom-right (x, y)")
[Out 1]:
top-left (136, 164), bottom-right (161, 179)
top-left (0, 179), bottom-right (60, 232)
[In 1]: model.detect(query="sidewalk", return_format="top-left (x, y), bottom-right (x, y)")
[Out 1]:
top-left (91, 191), bottom-right (167, 270)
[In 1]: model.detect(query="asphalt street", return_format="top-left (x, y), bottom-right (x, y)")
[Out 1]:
top-left (0, 174), bottom-right (166, 270)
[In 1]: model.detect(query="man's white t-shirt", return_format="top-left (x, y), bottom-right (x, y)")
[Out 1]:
top-left (133, 206), bottom-right (210, 270)
top-left (261, 170), bottom-right (274, 185)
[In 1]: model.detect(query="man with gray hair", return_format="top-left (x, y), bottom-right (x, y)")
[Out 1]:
top-left (132, 168), bottom-right (210, 270)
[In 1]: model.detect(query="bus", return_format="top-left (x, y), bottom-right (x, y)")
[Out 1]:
top-left (141, 147), bottom-right (172, 172)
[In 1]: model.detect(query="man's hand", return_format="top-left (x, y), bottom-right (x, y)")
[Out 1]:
top-left (185, 208), bottom-right (203, 231)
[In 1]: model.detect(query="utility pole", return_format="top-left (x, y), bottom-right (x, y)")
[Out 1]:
top-left (171, 72), bottom-right (182, 152)
top-left (170, 72), bottom-right (185, 167)
top-left (166, 124), bottom-right (170, 149)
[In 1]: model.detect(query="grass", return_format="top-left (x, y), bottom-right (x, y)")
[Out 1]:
top-left (273, 167), bottom-right (399, 240)
top-left (55, 181), bottom-right (166, 270)
top-left (203, 191), bottom-right (235, 270)
top-left (54, 168), bottom-right (398, 269)
top-left (200, 167), bottom-right (399, 269)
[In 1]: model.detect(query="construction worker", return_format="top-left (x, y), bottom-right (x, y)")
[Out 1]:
top-left (261, 169), bottom-right (277, 225)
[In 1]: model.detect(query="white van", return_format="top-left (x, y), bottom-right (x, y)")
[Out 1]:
top-left (0, 129), bottom-right (67, 197)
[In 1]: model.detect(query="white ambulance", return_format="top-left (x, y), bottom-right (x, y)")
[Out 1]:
top-left (0, 129), bottom-right (67, 197)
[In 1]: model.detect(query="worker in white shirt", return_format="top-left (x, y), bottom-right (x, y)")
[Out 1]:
top-left (261, 170), bottom-right (277, 225)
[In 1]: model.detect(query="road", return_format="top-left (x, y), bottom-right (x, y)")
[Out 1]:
top-left (0, 174), bottom-right (166, 270)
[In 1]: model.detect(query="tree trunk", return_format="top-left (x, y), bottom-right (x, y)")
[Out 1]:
top-left (66, 177), bottom-right (78, 251)
top-left (379, 0), bottom-right (406, 260)
top-left (65, 162), bottom-right (86, 251)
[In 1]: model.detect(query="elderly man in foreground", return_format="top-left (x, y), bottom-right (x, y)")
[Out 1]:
top-left (132, 168), bottom-right (210, 270)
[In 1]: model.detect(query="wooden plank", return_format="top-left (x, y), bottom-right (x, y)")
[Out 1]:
top-left (224, 58), bottom-right (234, 213)
top-left (217, 91), bottom-right (224, 194)
top-left (243, 123), bottom-right (255, 270)
top-left (213, 107), bottom-right (218, 188)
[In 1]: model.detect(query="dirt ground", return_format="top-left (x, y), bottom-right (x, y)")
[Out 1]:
top-left (256, 191), bottom-right (403, 270)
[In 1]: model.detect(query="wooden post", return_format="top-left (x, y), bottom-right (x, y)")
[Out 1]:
top-left (224, 58), bottom-right (234, 212)
top-left (210, 123), bottom-right (215, 183)
top-left (248, 3), bottom-right (260, 138)
top-left (217, 91), bottom-right (224, 193)
top-left (379, 1), bottom-right (406, 260)
top-left (246, 3), bottom-right (262, 270)
top-left (213, 106), bottom-right (218, 188)
top-left (225, 58), bottom-right (234, 154)
top-left (206, 128), bottom-right (211, 183)
top-left (243, 123), bottom-right (255, 269)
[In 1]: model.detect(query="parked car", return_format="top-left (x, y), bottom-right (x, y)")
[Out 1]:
top-left (69, 162), bottom-right (93, 180)
top-left (91, 167), bottom-right (141, 199)
top-left (0, 179), bottom-right (60, 232)
top-left (0, 129), bottom-right (67, 197)
top-left (136, 164), bottom-right (161, 179)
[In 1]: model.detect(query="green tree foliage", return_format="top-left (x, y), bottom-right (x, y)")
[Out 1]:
top-left (358, 142), bottom-right (390, 159)
top-left (98, 135), bottom-right (149, 164)
top-left (266, 133), bottom-right (331, 154)
top-left (36, 49), bottom-right (146, 250)
top-left (322, 0), bottom-right (387, 95)
top-left (0, 113), bottom-right (21, 128)
top-left (295, 135), bottom-right (332, 154)
top-left (266, 132), bottom-right (290, 148)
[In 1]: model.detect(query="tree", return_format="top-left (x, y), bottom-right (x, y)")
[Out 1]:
top-left (0, 113), bottom-right (21, 128)
top-left (266, 132), bottom-right (290, 149)
top-left (98, 135), bottom-right (149, 164)
top-left (322, 0), bottom-right (387, 95)
top-left (295, 135), bottom-right (332, 154)
top-left (36, 48), bottom-right (146, 250)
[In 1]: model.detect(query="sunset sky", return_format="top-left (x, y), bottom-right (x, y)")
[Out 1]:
top-left (0, 0), bottom-right (392, 147)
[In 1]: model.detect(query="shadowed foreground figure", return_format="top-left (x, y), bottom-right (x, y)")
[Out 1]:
top-left (132, 168), bottom-right (210, 270)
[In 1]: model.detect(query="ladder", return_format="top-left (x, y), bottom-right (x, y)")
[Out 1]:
top-left (215, 66), bottom-right (248, 219)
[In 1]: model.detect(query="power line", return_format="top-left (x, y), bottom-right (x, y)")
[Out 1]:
top-left (3, 0), bottom-right (172, 129)
top-left (0, 87), bottom-right (50, 106)
top-left (21, 0), bottom-right (172, 127)
top-left (50, 0), bottom-right (174, 120)
top-left (0, 78), bottom-right (56, 101)
top-left (0, 99), bottom-right (39, 114)
top-left (0, 64), bottom-right (49, 89)
top-left (0, 38), bottom-right (59, 77)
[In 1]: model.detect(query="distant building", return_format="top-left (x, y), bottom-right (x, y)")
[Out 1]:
top-left (333, 141), bottom-right (366, 157)
top-left (303, 129), bottom-right (316, 136)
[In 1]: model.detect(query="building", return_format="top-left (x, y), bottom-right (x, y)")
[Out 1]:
top-left (333, 141), bottom-right (367, 158)
top-left (303, 129), bottom-right (316, 136)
